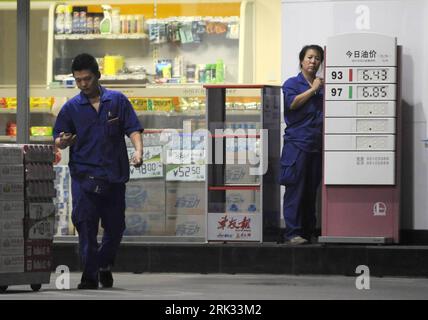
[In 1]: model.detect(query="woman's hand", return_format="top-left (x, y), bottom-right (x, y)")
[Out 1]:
top-left (311, 77), bottom-right (324, 93)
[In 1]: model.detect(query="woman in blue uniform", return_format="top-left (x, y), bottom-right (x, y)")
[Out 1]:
top-left (280, 45), bottom-right (324, 244)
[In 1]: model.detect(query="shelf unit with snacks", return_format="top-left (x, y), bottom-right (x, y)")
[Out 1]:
top-left (46, 0), bottom-right (255, 87)
top-left (204, 84), bottom-right (281, 243)
top-left (2, 83), bottom-right (265, 243)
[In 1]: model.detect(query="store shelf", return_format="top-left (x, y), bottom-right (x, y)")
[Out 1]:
top-left (30, 136), bottom-right (53, 142)
top-left (225, 110), bottom-right (260, 116)
top-left (54, 74), bottom-right (148, 81)
top-left (135, 110), bottom-right (259, 117)
top-left (0, 108), bottom-right (16, 114)
top-left (209, 185), bottom-right (260, 191)
top-left (136, 110), bottom-right (204, 117)
top-left (54, 33), bottom-right (148, 40)
top-left (30, 108), bottom-right (53, 114)
top-left (0, 108), bottom-right (53, 114)
top-left (0, 135), bottom-right (16, 142)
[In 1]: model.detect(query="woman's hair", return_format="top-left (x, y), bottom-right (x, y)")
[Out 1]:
top-left (71, 53), bottom-right (101, 78)
top-left (299, 45), bottom-right (324, 68)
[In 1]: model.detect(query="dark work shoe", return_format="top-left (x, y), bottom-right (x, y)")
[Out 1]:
top-left (99, 270), bottom-right (113, 288)
top-left (77, 280), bottom-right (98, 290)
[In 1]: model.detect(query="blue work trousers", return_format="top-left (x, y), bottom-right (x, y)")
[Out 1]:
top-left (71, 178), bottom-right (126, 282)
top-left (280, 144), bottom-right (322, 240)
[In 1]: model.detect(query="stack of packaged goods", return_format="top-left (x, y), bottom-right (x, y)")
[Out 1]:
top-left (23, 145), bottom-right (56, 273)
top-left (123, 135), bottom-right (166, 236)
top-left (0, 145), bottom-right (25, 274)
top-left (53, 166), bottom-right (72, 236)
top-left (163, 124), bottom-right (206, 237)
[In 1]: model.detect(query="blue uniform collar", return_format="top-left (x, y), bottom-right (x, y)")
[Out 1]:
top-left (297, 72), bottom-right (311, 87)
top-left (77, 86), bottom-right (112, 105)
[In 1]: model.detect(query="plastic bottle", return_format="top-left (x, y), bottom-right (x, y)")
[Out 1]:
top-left (80, 7), bottom-right (87, 34)
top-left (100, 5), bottom-right (113, 34)
top-left (216, 59), bottom-right (224, 83)
top-left (55, 4), bottom-right (65, 34)
top-left (120, 16), bottom-right (127, 33)
top-left (64, 5), bottom-right (73, 34)
top-left (111, 8), bottom-right (121, 34)
top-left (72, 6), bottom-right (80, 34)
top-left (198, 64), bottom-right (206, 83)
top-left (86, 13), bottom-right (94, 34)
top-left (93, 14), bottom-right (101, 34)
top-left (128, 15), bottom-right (135, 34)
top-left (135, 15), bottom-right (144, 34)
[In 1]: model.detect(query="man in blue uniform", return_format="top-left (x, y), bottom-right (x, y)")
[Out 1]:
top-left (280, 45), bottom-right (324, 245)
top-left (54, 53), bottom-right (144, 289)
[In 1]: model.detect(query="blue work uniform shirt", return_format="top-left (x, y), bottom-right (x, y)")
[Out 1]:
top-left (282, 72), bottom-right (323, 153)
top-left (53, 86), bottom-right (143, 183)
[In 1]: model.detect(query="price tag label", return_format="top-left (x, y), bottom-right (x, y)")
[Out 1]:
top-left (166, 149), bottom-right (206, 165)
top-left (325, 84), bottom-right (396, 101)
top-left (166, 164), bottom-right (205, 181)
top-left (326, 67), bottom-right (396, 83)
top-left (128, 146), bottom-right (163, 179)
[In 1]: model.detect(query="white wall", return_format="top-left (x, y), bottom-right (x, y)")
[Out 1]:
top-left (281, 0), bottom-right (428, 230)
top-left (254, 0), bottom-right (282, 84)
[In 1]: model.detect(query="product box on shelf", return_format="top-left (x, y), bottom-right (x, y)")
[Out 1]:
top-left (24, 240), bottom-right (53, 272)
top-left (125, 179), bottom-right (165, 213)
top-left (24, 256), bottom-right (52, 272)
top-left (0, 145), bottom-right (23, 165)
top-left (0, 201), bottom-right (25, 217)
top-left (24, 217), bottom-right (55, 240)
top-left (0, 219), bottom-right (23, 237)
top-left (225, 164), bottom-right (260, 185)
top-left (0, 183), bottom-right (25, 201)
top-left (25, 240), bottom-right (52, 257)
top-left (166, 181), bottom-right (205, 215)
top-left (0, 237), bottom-right (25, 255)
top-left (124, 211), bottom-right (166, 236)
top-left (0, 255), bottom-right (25, 273)
top-left (54, 213), bottom-right (71, 236)
top-left (0, 165), bottom-right (24, 183)
top-left (23, 145), bottom-right (55, 163)
top-left (25, 163), bottom-right (55, 181)
top-left (166, 214), bottom-right (205, 237)
top-left (28, 202), bottom-right (55, 220)
top-left (225, 190), bottom-right (259, 213)
top-left (26, 181), bottom-right (56, 198)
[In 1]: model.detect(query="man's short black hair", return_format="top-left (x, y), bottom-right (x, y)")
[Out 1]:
top-left (299, 45), bottom-right (324, 68)
top-left (71, 53), bottom-right (100, 78)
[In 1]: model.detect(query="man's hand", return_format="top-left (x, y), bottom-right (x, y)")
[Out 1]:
top-left (57, 132), bottom-right (77, 149)
top-left (130, 150), bottom-right (143, 168)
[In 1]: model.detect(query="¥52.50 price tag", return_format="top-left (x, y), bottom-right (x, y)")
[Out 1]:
top-left (166, 164), bottom-right (205, 181)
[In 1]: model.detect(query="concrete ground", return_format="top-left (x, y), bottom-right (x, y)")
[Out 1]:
top-left (0, 273), bottom-right (427, 300)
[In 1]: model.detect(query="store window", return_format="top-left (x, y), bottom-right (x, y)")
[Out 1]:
top-left (21, 0), bottom-right (259, 243)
